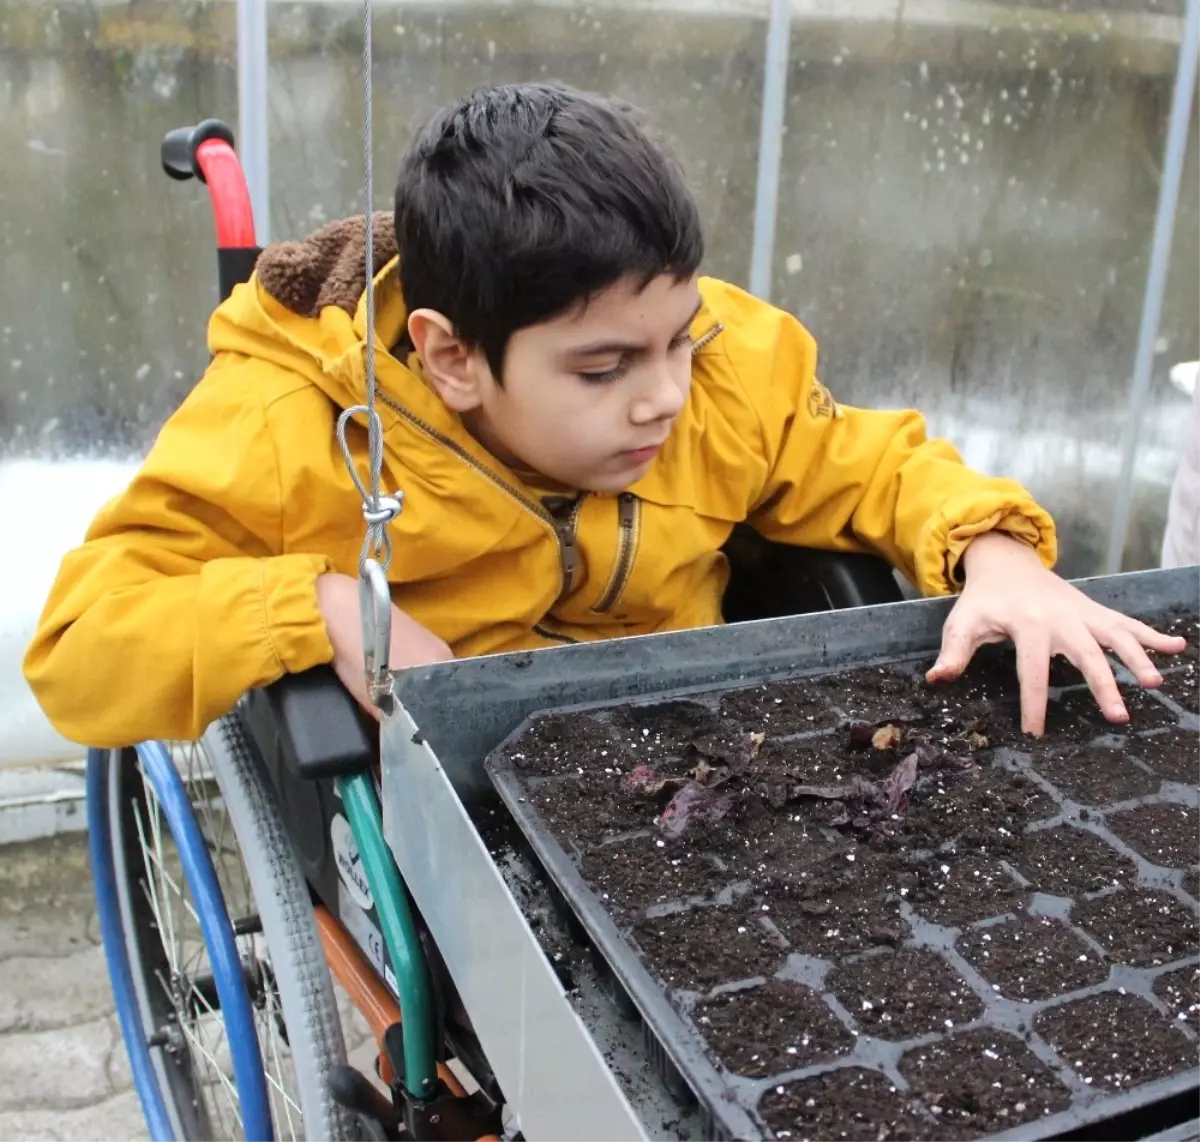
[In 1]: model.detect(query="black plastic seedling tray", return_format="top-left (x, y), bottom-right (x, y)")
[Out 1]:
top-left (486, 615), bottom-right (1200, 1141)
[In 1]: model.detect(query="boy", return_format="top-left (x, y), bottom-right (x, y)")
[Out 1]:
top-left (24, 83), bottom-right (1183, 747)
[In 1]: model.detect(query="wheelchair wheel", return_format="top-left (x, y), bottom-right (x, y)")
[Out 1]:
top-left (89, 715), bottom-right (361, 1141)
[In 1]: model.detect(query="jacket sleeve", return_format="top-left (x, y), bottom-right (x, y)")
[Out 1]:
top-left (23, 358), bottom-right (336, 747)
top-left (717, 286), bottom-right (1057, 595)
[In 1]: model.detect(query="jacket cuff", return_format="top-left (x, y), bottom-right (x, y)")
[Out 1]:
top-left (915, 487), bottom-right (1058, 596)
top-left (261, 553), bottom-right (337, 673)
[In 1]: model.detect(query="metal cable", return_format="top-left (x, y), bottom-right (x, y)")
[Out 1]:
top-left (335, 0), bottom-right (402, 576)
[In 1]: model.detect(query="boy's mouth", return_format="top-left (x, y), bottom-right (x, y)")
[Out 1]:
top-left (619, 442), bottom-right (665, 464)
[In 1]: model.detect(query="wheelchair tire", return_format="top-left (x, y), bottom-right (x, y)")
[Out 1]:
top-left (92, 716), bottom-right (361, 1141)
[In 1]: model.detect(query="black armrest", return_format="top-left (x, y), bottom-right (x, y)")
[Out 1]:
top-left (242, 666), bottom-right (376, 781)
top-left (722, 524), bottom-right (904, 622)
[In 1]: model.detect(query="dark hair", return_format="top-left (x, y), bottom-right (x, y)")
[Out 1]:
top-left (394, 82), bottom-right (704, 379)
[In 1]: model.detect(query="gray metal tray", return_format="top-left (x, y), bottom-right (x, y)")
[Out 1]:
top-left (384, 566), bottom-right (1200, 1140)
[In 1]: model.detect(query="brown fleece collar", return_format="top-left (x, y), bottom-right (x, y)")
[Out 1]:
top-left (255, 212), bottom-right (397, 318)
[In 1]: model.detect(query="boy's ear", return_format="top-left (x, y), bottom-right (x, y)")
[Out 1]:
top-left (408, 309), bottom-right (485, 412)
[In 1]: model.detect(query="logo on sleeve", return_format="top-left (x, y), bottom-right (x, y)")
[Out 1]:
top-left (807, 379), bottom-right (838, 420)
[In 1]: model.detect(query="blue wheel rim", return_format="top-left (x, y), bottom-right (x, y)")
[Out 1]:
top-left (87, 748), bottom-right (176, 1142)
top-left (91, 742), bottom-right (277, 1142)
top-left (134, 740), bottom-right (276, 1142)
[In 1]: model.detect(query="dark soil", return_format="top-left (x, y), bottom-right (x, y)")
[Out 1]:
top-left (1106, 803), bottom-right (1200, 870)
top-left (522, 772), bottom-right (648, 849)
top-left (579, 838), bottom-right (729, 921)
top-left (1009, 826), bottom-right (1137, 895)
top-left (827, 949), bottom-right (984, 1038)
top-left (631, 906), bottom-right (786, 993)
top-left (1035, 991), bottom-right (1196, 1091)
top-left (1029, 744), bottom-right (1160, 807)
top-left (1184, 868), bottom-right (1199, 900)
top-left (956, 916), bottom-right (1108, 1001)
top-left (758, 1067), bottom-right (941, 1141)
top-left (719, 679), bottom-right (843, 735)
top-left (1153, 613), bottom-right (1200, 663)
top-left (607, 700), bottom-right (723, 760)
top-left (503, 712), bottom-right (622, 778)
top-left (905, 852), bottom-right (1025, 928)
top-left (1071, 889), bottom-right (1199, 967)
top-left (1158, 663), bottom-right (1199, 715)
top-left (762, 877), bottom-right (910, 958)
top-left (1153, 965), bottom-right (1200, 1033)
top-left (1126, 728), bottom-right (1199, 785)
top-left (810, 667), bottom-right (929, 726)
top-left (898, 1029), bottom-right (1072, 1137)
top-left (1046, 686), bottom-right (1178, 737)
top-left (692, 979), bottom-right (853, 1077)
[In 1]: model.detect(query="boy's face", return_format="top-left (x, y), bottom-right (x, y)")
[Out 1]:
top-left (416, 274), bottom-right (701, 493)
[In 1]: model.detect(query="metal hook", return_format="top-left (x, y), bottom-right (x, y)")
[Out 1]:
top-left (358, 557), bottom-right (394, 714)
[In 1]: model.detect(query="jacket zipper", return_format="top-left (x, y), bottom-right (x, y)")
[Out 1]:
top-left (592, 493), bottom-right (640, 614)
top-left (691, 323), bottom-right (723, 354)
top-left (375, 328), bottom-right (721, 628)
top-left (377, 390), bottom-right (583, 605)
top-left (532, 622), bottom-right (580, 645)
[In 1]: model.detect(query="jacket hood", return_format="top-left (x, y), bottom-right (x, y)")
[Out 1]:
top-left (206, 212), bottom-right (454, 430)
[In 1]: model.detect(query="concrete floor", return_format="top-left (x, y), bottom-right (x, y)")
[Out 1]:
top-left (0, 832), bottom-right (380, 1141)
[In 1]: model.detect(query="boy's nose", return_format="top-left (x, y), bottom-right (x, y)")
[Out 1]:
top-left (631, 363), bottom-right (688, 423)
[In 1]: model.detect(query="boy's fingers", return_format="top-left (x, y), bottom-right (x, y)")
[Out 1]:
top-left (927, 616), bottom-right (977, 682)
top-left (1064, 633), bottom-right (1128, 724)
top-left (1120, 616), bottom-right (1188, 655)
top-left (1014, 628), bottom-right (1052, 736)
top-left (1105, 628), bottom-right (1163, 688)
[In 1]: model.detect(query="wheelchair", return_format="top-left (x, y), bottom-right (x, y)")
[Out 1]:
top-left (86, 119), bottom-right (906, 1142)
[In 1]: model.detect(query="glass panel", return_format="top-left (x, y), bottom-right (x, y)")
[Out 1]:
top-left (0, 1), bottom-right (238, 459)
top-left (770, 0), bottom-right (1197, 576)
top-left (1126, 108), bottom-right (1198, 571)
top-left (0, 2), bottom-right (237, 763)
top-left (266, 1), bottom-right (765, 282)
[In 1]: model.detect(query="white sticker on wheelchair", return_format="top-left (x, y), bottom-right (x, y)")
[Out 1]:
top-left (338, 882), bottom-right (386, 976)
top-left (331, 812), bottom-right (374, 911)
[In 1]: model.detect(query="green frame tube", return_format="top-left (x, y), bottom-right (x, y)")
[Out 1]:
top-left (336, 772), bottom-right (438, 1098)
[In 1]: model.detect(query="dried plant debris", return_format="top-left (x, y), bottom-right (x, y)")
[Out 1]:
top-left (493, 607), bottom-right (1200, 1140)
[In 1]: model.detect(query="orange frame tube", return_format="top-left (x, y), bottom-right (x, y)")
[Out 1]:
top-left (316, 908), bottom-right (503, 1140)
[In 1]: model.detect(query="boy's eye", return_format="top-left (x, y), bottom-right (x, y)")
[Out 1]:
top-left (579, 360), bottom-right (630, 385)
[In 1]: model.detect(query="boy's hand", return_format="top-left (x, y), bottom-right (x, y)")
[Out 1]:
top-left (925, 532), bottom-right (1186, 736)
top-left (316, 572), bottom-right (454, 719)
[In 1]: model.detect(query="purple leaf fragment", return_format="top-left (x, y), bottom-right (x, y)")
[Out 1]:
top-left (658, 782), bottom-right (733, 838)
top-left (883, 751), bottom-right (920, 813)
top-left (622, 764), bottom-right (686, 798)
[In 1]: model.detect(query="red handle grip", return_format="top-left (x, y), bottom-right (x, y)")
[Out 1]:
top-left (195, 139), bottom-right (258, 249)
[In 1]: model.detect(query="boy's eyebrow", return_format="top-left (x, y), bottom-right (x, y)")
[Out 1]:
top-left (566, 298), bottom-right (704, 358)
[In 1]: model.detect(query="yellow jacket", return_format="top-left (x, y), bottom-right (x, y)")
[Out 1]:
top-left (24, 215), bottom-right (1056, 747)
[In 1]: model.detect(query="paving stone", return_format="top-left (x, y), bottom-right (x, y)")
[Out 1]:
top-left (0, 944), bottom-right (114, 1032)
top-left (0, 1018), bottom-right (115, 1110)
top-left (0, 837), bottom-right (95, 959)
top-left (0, 1089), bottom-right (148, 1141)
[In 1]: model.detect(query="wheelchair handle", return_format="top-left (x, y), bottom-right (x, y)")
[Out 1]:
top-left (161, 119), bottom-right (260, 301)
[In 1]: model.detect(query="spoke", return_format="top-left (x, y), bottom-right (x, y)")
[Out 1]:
top-left (260, 980), bottom-right (301, 1138)
top-left (182, 983), bottom-right (242, 1136)
top-left (143, 766), bottom-right (186, 981)
top-left (137, 832), bottom-right (203, 934)
top-left (132, 794), bottom-right (180, 978)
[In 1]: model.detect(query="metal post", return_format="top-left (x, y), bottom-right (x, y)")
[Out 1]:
top-left (1104, 0), bottom-right (1199, 573)
top-left (748, 0), bottom-right (793, 301)
top-left (236, 0), bottom-right (271, 244)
